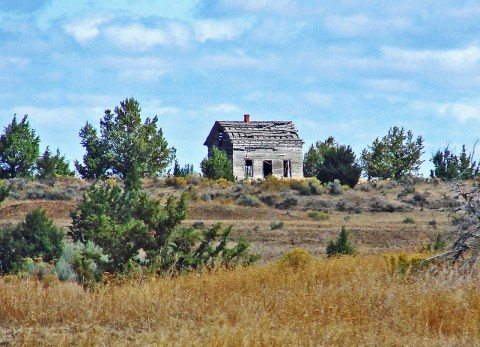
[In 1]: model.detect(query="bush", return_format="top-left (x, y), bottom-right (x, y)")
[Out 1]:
top-left (308, 211), bottom-right (329, 221)
top-left (260, 176), bottom-right (291, 191)
top-left (304, 137), bottom-right (362, 188)
top-left (270, 220), bottom-right (284, 230)
top-left (326, 226), bottom-right (356, 257)
top-left (290, 178), bottom-right (325, 195)
top-left (278, 248), bottom-right (313, 270)
top-left (236, 194), bottom-right (261, 207)
top-left (275, 197), bottom-right (298, 209)
top-left (402, 217), bottom-right (416, 224)
top-left (200, 192), bottom-right (212, 201)
top-left (200, 147), bottom-right (234, 181)
top-left (327, 179), bottom-right (343, 195)
top-left (69, 181), bottom-right (257, 280)
top-left (0, 209), bottom-right (64, 274)
top-left (0, 180), bottom-right (9, 205)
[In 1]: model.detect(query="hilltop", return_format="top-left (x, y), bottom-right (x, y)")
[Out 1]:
top-left (0, 176), bottom-right (462, 262)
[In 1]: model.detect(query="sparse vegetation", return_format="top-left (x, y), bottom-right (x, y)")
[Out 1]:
top-left (307, 210), bottom-right (329, 221)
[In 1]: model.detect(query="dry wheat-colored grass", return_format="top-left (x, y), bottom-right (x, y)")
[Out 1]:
top-left (1, 255), bottom-right (479, 346)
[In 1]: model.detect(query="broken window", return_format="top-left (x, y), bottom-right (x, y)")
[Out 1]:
top-left (283, 160), bottom-right (292, 178)
top-left (263, 160), bottom-right (272, 177)
top-left (245, 159), bottom-right (253, 177)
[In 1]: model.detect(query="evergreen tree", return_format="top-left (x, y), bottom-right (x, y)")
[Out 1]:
top-left (431, 144), bottom-right (479, 180)
top-left (200, 146), bottom-right (234, 181)
top-left (36, 146), bottom-right (75, 178)
top-left (304, 137), bottom-right (361, 188)
top-left (0, 115), bottom-right (40, 179)
top-left (326, 226), bottom-right (356, 257)
top-left (0, 209), bottom-right (64, 274)
top-left (75, 98), bottom-right (174, 190)
top-left (361, 126), bottom-right (424, 180)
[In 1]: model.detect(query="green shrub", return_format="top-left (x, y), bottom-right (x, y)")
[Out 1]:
top-left (290, 178), bottom-right (325, 195)
top-left (402, 217), bottom-right (415, 224)
top-left (270, 220), bottom-right (284, 230)
top-left (0, 180), bottom-right (9, 205)
top-left (0, 209), bottom-right (64, 274)
top-left (236, 194), bottom-right (261, 207)
top-left (326, 226), bottom-right (356, 257)
top-left (307, 211), bottom-right (329, 221)
top-left (200, 147), bottom-right (234, 181)
top-left (69, 181), bottom-right (257, 281)
top-left (327, 179), bottom-right (343, 195)
top-left (278, 248), bottom-right (313, 270)
top-left (290, 180), bottom-right (311, 195)
top-left (200, 192), bottom-right (212, 201)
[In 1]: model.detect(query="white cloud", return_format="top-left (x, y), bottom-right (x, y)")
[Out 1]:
top-left (207, 103), bottom-right (240, 113)
top-left (193, 19), bottom-right (251, 42)
top-left (382, 45), bottom-right (480, 71)
top-left (363, 79), bottom-right (417, 93)
top-left (325, 14), bottom-right (410, 37)
top-left (0, 56), bottom-right (30, 68)
top-left (213, 0), bottom-right (299, 15)
top-left (302, 92), bottom-right (332, 107)
top-left (118, 69), bottom-right (165, 82)
top-left (65, 17), bottom-right (108, 43)
top-left (411, 100), bottom-right (480, 123)
top-left (104, 22), bottom-right (191, 50)
top-left (199, 50), bottom-right (278, 69)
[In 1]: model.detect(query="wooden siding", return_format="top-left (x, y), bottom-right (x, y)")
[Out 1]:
top-left (204, 119), bottom-right (304, 180)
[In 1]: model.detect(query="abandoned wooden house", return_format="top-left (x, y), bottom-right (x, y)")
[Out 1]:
top-left (204, 114), bottom-right (304, 180)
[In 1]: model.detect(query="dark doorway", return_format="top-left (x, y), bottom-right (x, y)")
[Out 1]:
top-left (283, 160), bottom-right (292, 178)
top-left (263, 160), bottom-right (272, 177)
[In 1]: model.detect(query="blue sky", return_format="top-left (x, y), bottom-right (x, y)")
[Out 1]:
top-left (2, 0), bottom-right (480, 176)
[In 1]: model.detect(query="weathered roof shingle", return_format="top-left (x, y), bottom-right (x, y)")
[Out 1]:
top-left (204, 120), bottom-right (303, 148)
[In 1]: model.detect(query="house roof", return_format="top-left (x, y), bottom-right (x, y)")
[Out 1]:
top-left (204, 120), bottom-right (304, 148)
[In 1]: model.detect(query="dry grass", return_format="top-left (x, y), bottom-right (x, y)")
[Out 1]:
top-left (1, 255), bottom-right (479, 346)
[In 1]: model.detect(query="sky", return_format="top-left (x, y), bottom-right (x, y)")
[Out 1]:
top-left (2, 0), bottom-right (480, 177)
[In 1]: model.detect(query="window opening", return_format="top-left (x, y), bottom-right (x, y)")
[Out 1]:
top-left (245, 159), bottom-right (253, 177)
top-left (283, 160), bottom-right (292, 178)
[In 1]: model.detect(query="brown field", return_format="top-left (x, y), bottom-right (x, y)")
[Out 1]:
top-left (0, 176), bottom-right (474, 345)
top-left (1, 256), bottom-right (480, 346)
top-left (0, 176), bottom-right (461, 262)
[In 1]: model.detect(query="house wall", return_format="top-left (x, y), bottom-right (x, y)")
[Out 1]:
top-left (232, 146), bottom-right (303, 180)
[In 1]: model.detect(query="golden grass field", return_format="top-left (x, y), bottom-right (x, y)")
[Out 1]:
top-left (0, 177), bottom-right (477, 345)
top-left (1, 255), bottom-right (480, 346)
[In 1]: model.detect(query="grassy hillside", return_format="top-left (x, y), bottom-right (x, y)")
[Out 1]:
top-left (0, 176), bottom-right (460, 262)
top-left (1, 255), bottom-right (479, 346)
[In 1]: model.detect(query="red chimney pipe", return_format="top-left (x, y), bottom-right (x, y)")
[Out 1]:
top-left (244, 114), bottom-right (250, 123)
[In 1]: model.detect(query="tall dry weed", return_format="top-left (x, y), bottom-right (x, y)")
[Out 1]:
top-left (1, 255), bottom-right (480, 346)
